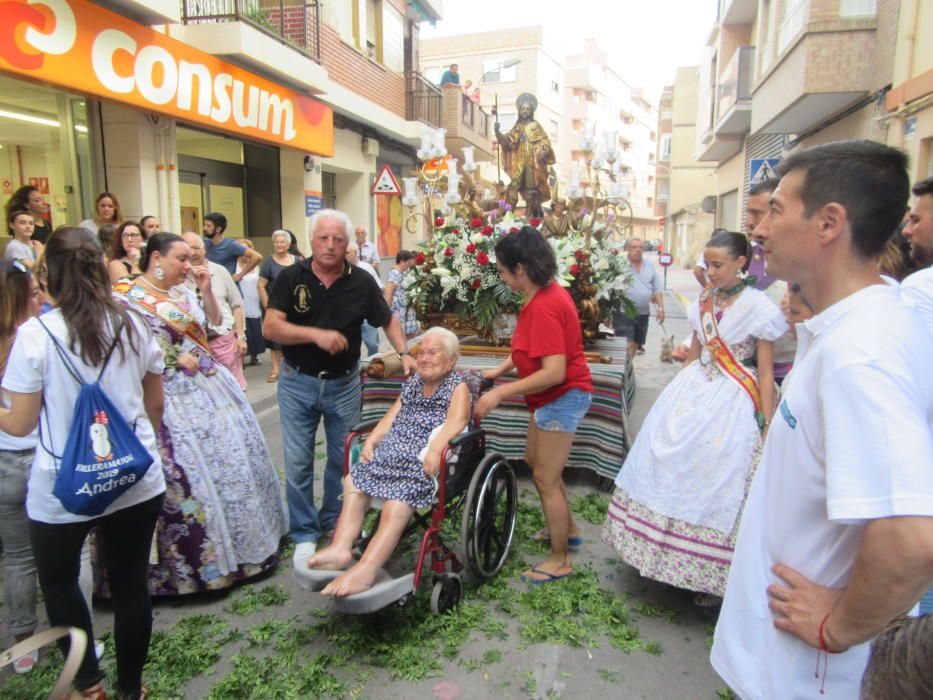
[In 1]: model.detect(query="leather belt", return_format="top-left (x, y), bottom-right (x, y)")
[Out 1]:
top-left (296, 366), bottom-right (353, 380)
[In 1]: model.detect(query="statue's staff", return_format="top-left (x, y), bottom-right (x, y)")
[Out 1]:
top-left (493, 93), bottom-right (501, 187)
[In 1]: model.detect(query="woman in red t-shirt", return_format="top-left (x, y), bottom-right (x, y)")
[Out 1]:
top-left (476, 227), bottom-right (594, 584)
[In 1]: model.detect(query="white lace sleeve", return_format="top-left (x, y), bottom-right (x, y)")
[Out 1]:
top-left (749, 289), bottom-right (789, 341)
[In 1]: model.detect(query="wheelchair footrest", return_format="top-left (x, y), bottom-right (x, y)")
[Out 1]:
top-left (332, 573), bottom-right (416, 615)
top-left (292, 562), bottom-right (345, 592)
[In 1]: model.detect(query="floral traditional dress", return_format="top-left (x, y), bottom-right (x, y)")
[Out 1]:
top-left (352, 372), bottom-right (466, 508)
top-left (601, 286), bottom-right (787, 596)
top-left (388, 267), bottom-right (419, 335)
top-left (105, 281), bottom-right (287, 595)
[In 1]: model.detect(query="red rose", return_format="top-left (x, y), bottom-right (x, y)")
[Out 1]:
top-left (481, 225), bottom-right (494, 235)
top-left (529, 218), bottom-right (543, 227)
top-left (575, 250), bottom-right (588, 262)
top-left (443, 247), bottom-right (454, 257)
top-left (451, 228), bottom-right (460, 235)
top-left (415, 252), bottom-right (426, 265)
top-left (476, 252), bottom-right (489, 265)
top-left (466, 243), bottom-right (477, 254)
top-left (509, 227), bottom-right (520, 233)
top-left (434, 217), bottom-right (445, 227)
top-left (569, 264), bottom-right (581, 276)
top-left (471, 278), bottom-right (482, 289)
top-left (470, 217), bottom-right (484, 227)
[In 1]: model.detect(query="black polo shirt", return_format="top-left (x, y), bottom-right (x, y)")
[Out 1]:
top-left (267, 258), bottom-right (392, 374)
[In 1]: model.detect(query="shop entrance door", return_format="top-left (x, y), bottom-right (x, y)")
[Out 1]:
top-left (177, 158), bottom-right (247, 238)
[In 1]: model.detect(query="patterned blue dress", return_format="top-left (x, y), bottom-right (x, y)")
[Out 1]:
top-left (388, 267), bottom-right (420, 335)
top-left (352, 372), bottom-right (466, 508)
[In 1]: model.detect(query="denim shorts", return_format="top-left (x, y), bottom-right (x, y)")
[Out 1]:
top-left (533, 388), bottom-right (593, 433)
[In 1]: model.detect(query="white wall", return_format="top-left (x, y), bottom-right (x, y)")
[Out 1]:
top-left (321, 126), bottom-right (377, 234)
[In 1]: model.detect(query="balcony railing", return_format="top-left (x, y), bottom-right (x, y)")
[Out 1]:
top-left (460, 94), bottom-right (490, 137)
top-left (181, 0), bottom-right (322, 63)
top-left (778, 0), bottom-right (809, 54)
top-left (405, 71), bottom-right (441, 127)
top-left (717, 46), bottom-right (754, 119)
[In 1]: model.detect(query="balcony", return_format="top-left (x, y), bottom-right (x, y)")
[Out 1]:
top-left (715, 46), bottom-right (754, 135)
top-left (752, 2), bottom-right (881, 134)
top-left (405, 72), bottom-right (442, 128)
top-left (181, 0), bottom-right (322, 63)
top-left (439, 85), bottom-right (494, 161)
top-left (720, 0), bottom-right (757, 24)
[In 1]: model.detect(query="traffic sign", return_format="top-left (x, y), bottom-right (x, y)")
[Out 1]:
top-left (749, 158), bottom-right (780, 186)
top-left (371, 164), bottom-right (402, 195)
top-left (658, 253), bottom-right (674, 267)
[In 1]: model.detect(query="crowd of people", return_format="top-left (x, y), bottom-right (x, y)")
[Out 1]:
top-left (1, 138), bottom-right (932, 699)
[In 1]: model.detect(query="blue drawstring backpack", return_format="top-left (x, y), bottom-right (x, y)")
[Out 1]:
top-left (38, 319), bottom-right (153, 516)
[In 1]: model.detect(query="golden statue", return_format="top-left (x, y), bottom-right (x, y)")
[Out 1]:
top-left (544, 198), bottom-right (571, 238)
top-left (495, 92), bottom-right (555, 218)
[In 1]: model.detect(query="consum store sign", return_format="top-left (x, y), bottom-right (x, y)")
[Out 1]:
top-left (0, 0), bottom-right (334, 155)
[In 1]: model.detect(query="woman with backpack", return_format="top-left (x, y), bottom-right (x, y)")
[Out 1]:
top-left (0, 226), bottom-right (167, 700)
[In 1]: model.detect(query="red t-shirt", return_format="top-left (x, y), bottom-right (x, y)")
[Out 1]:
top-left (511, 282), bottom-right (593, 410)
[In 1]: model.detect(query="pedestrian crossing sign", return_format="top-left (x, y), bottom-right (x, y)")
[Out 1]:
top-left (749, 159), bottom-right (780, 186)
top-left (371, 164), bottom-right (402, 195)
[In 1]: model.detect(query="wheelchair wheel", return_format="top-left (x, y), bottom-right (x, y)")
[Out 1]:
top-left (460, 453), bottom-right (517, 581)
top-left (430, 573), bottom-right (462, 614)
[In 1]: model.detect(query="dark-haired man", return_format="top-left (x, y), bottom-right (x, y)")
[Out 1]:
top-left (203, 211), bottom-right (262, 281)
top-left (712, 140), bottom-right (933, 699)
top-left (439, 64), bottom-right (459, 86)
top-left (902, 177), bottom-right (933, 332)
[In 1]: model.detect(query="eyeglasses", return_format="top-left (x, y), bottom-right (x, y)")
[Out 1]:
top-left (122, 232), bottom-right (142, 239)
top-left (416, 348), bottom-right (445, 358)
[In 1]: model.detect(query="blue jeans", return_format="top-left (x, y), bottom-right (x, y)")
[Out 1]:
top-left (361, 321), bottom-right (379, 357)
top-left (277, 360), bottom-right (361, 543)
top-left (0, 447), bottom-right (37, 637)
top-left (533, 388), bottom-right (592, 432)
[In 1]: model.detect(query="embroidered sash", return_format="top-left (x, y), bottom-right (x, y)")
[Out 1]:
top-left (113, 281), bottom-right (212, 354)
top-left (698, 288), bottom-right (766, 431)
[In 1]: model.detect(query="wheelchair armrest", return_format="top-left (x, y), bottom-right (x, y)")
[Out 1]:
top-left (349, 419), bottom-right (380, 436)
top-left (449, 428), bottom-right (485, 448)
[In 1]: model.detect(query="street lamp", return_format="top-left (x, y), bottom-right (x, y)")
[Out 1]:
top-left (482, 57), bottom-right (522, 82)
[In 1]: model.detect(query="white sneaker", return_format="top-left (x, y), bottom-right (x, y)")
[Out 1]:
top-left (292, 541), bottom-right (317, 565)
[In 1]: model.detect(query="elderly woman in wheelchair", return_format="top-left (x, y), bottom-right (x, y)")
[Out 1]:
top-left (304, 326), bottom-right (472, 597)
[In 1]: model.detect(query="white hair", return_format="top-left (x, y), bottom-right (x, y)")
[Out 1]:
top-left (422, 326), bottom-right (460, 357)
top-left (309, 209), bottom-right (353, 240)
top-left (347, 241), bottom-right (359, 253)
top-left (271, 229), bottom-right (291, 243)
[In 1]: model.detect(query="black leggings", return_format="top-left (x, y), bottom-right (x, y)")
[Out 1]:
top-left (29, 493), bottom-right (163, 695)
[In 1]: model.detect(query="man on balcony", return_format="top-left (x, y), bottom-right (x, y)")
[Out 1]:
top-left (439, 64), bottom-right (460, 86)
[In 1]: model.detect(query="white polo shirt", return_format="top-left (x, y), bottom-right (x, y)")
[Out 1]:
top-left (901, 267), bottom-right (933, 332)
top-left (711, 283), bottom-right (933, 700)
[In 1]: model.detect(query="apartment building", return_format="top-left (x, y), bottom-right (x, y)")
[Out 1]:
top-left (693, 0), bottom-right (898, 233)
top-left (655, 84), bottom-right (673, 239)
top-left (886, 0), bottom-right (932, 181)
top-left (0, 0), bottom-right (453, 257)
top-left (563, 39), bottom-right (659, 239)
top-left (668, 68), bottom-right (717, 267)
top-left (420, 26), bottom-right (565, 191)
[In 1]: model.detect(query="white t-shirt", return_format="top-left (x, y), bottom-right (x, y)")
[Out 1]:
top-left (711, 283), bottom-right (933, 699)
top-left (185, 261), bottom-right (242, 336)
top-left (901, 267), bottom-right (933, 333)
top-left (2, 310), bottom-right (167, 524)
top-left (5, 239), bottom-right (36, 263)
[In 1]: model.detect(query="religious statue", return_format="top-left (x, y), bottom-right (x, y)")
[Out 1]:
top-left (495, 92), bottom-right (555, 218)
top-left (543, 198), bottom-right (571, 238)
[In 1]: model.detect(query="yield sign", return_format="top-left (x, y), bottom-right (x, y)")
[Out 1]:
top-left (371, 164), bottom-right (402, 195)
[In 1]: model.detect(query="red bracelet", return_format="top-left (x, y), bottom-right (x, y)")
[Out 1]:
top-left (818, 612), bottom-right (843, 654)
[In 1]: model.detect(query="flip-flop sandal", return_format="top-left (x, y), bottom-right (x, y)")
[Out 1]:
top-left (530, 529), bottom-right (583, 550)
top-left (267, 372), bottom-right (279, 383)
top-left (520, 565), bottom-right (574, 585)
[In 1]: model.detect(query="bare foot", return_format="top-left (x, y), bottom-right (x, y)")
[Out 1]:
top-left (307, 545), bottom-right (354, 571)
top-left (320, 563), bottom-right (379, 597)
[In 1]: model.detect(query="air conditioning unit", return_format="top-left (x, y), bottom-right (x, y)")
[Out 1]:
top-left (362, 137), bottom-right (380, 157)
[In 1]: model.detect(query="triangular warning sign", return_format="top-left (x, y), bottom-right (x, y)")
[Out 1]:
top-left (371, 164), bottom-right (402, 195)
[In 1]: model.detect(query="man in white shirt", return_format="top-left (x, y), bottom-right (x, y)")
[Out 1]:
top-left (901, 176), bottom-right (933, 331)
top-left (354, 226), bottom-right (380, 266)
top-left (181, 232), bottom-right (248, 389)
top-left (712, 140), bottom-right (933, 699)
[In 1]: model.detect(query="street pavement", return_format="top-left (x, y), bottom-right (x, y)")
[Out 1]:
top-left (0, 258), bottom-right (731, 699)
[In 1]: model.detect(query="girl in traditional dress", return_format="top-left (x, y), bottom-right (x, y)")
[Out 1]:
top-left (110, 232), bottom-right (287, 595)
top-left (602, 231), bottom-right (788, 603)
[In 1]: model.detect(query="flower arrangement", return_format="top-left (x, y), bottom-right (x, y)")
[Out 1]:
top-left (404, 213), bottom-right (636, 341)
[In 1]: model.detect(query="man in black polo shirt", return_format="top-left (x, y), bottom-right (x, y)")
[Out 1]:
top-left (264, 209), bottom-right (417, 563)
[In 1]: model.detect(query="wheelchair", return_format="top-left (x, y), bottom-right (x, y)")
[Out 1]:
top-left (293, 375), bottom-right (518, 615)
